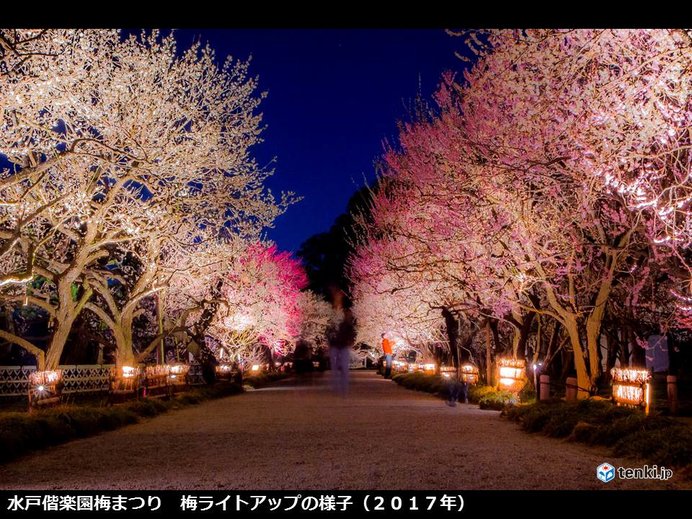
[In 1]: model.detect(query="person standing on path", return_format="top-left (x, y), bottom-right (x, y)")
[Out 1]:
top-left (446, 367), bottom-right (468, 407)
top-left (381, 333), bottom-right (394, 378)
top-left (326, 287), bottom-right (357, 396)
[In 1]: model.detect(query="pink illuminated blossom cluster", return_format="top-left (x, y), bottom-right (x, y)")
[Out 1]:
top-left (350, 30), bottom-right (690, 393)
top-left (208, 243), bottom-right (309, 362)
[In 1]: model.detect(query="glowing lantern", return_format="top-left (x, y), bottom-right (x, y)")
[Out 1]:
top-left (251, 364), bottom-right (261, 373)
top-left (145, 365), bottom-right (170, 391)
top-left (121, 366), bottom-right (137, 379)
top-left (167, 363), bottom-right (189, 385)
top-left (497, 358), bottom-right (526, 392)
top-left (392, 360), bottom-right (408, 373)
top-left (460, 364), bottom-right (479, 385)
top-left (611, 368), bottom-right (652, 415)
top-left (110, 365), bottom-right (142, 395)
top-left (422, 363), bottom-right (436, 374)
top-left (28, 370), bottom-right (63, 407)
top-left (440, 365), bottom-right (454, 379)
top-left (215, 363), bottom-right (235, 381)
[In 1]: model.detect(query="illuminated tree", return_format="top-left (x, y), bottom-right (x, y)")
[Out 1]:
top-left (296, 290), bottom-right (332, 349)
top-left (208, 243), bottom-right (308, 365)
top-left (0, 29), bottom-right (292, 368)
top-left (458, 29), bottom-right (690, 390)
top-left (350, 30), bottom-right (690, 395)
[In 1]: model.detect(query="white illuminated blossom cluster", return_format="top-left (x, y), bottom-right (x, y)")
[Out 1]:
top-left (0, 29), bottom-right (294, 369)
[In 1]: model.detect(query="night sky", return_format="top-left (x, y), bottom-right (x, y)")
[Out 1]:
top-left (174, 29), bottom-right (462, 253)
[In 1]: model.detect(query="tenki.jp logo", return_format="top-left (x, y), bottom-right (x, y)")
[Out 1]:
top-left (596, 463), bottom-right (615, 483)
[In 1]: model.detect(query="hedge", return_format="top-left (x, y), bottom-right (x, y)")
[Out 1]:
top-left (504, 399), bottom-right (692, 471)
top-left (0, 382), bottom-right (242, 464)
top-left (390, 372), bottom-right (517, 409)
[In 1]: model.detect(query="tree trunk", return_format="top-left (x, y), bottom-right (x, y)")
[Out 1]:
top-left (157, 291), bottom-right (165, 363)
top-left (0, 329), bottom-right (46, 369)
top-left (485, 320), bottom-right (493, 385)
top-left (563, 315), bottom-right (591, 399)
top-left (441, 307), bottom-right (459, 369)
top-left (585, 279), bottom-right (611, 384)
top-left (630, 330), bottom-right (646, 366)
top-left (618, 328), bottom-right (628, 366)
top-left (45, 275), bottom-right (92, 369)
top-left (188, 281), bottom-right (224, 382)
top-left (605, 327), bottom-right (619, 374)
top-left (115, 309), bottom-right (137, 366)
top-left (114, 325), bottom-right (136, 367)
top-left (45, 316), bottom-right (72, 369)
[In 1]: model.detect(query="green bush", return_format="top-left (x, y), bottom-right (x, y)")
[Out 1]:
top-left (588, 414), bottom-right (648, 445)
top-left (518, 385), bottom-right (536, 403)
top-left (570, 421), bottom-right (599, 442)
top-left (175, 393), bottom-right (201, 405)
top-left (614, 427), bottom-right (692, 467)
top-left (57, 408), bottom-right (101, 437)
top-left (124, 398), bottom-right (167, 417)
top-left (244, 371), bottom-right (288, 389)
top-left (391, 374), bottom-right (521, 410)
top-left (505, 399), bottom-right (692, 471)
top-left (468, 385), bottom-right (496, 404)
top-left (517, 405), bottom-right (554, 432)
top-left (0, 380), bottom-right (244, 465)
top-left (97, 408), bottom-right (138, 430)
top-left (478, 390), bottom-right (518, 410)
top-left (391, 372), bottom-right (448, 396)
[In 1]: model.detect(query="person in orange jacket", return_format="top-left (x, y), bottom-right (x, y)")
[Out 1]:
top-left (381, 333), bottom-right (394, 378)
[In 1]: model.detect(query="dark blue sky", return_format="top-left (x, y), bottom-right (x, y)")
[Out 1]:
top-left (175, 30), bottom-right (462, 253)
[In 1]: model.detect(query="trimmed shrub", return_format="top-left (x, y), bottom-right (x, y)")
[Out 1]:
top-left (391, 374), bottom-right (520, 410)
top-left (468, 385), bottom-right (496, 404)
top-left (390, 372), bottom-right (448, 396)
top-left (478, 390), bottom-right (518, 410)
top-left (518, 385), bottom-right (536, 403)
top-left (570, 421), bottom-right (598, 443)
top-left (505, 399), bottom-right (692, 471)
top-left (517, 404), bottom-right (554, 432)
top-left (244, 372), bottom-right (288, 389)
top-left (0, 380), bottom-right (244, 464)
top-left (614, 427), bottom-right (692, 467)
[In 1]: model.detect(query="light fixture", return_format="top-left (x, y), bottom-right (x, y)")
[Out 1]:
top-left (611, 368), bottom-right (651, 414)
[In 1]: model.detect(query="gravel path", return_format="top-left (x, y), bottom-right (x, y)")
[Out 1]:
top-left (0, 371), bottom-right (685, 490)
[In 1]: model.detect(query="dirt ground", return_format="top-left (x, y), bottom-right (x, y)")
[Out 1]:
top-left (0, 371), bottom-right (687, 490)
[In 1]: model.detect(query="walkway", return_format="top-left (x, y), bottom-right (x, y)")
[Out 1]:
top-left (0, 371), bottom-right (683, 489)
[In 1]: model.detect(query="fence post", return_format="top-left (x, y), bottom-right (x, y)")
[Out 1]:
top-left (667, 375), bottom-right (678, 415)
top-left (565, 377), bottom-right (578, 401)
top-left (539, 374), bottom-right (550, 401)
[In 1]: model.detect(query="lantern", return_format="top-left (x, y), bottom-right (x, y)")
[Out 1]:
top-left (167, 363), bottom-right (190, 386)
top-left (216, 363), bottom-right (233, 380)
top-left (110, 365), bottom-right (142, 395)
top-left (611, 368), bottom-right (651, 415)
top-left (497, 358), bottom-right (526, 391)
top-left (460, 364), bottom-right (479, 385)
top-left (28, 370), bottom-right (63, 408)
top-left (145, 364), bottom-right (170, 390)
top-left (392, 360), bottom-right (408, 373)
